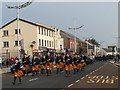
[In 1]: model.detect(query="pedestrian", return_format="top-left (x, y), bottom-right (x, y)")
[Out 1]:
top-left (12, 58), bottom-right (23, 85)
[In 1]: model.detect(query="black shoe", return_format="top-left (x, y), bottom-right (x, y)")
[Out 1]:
top-left (12, 82), bottom-right (15, 85)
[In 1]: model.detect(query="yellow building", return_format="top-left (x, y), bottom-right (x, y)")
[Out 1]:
top-left (0, 18), bottom-right (63, 58)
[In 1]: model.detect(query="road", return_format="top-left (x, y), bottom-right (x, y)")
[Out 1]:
top-left (1, 61), bottom-right (119, 89)
top-left (68, 62), bottom-right (119, 89)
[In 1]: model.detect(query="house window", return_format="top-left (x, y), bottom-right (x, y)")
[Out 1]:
top-left (45, 40), bottom-right (46, 46)
top-left (3, 41), bottom-right (9, 47)
top-left (39, 39), bottom-right (41, 46)
top-left (15, 41), bottom-right (20, 46)
top-left (44, 29), bottom-right (46, 35)
top-left (41, 28), bottom-right (43, 35)
top-left (47, 40), bottom-right (49, 47)
top-left (47, 30), bottom-right (48, 36)
top-left (3, 30), bottom-right (8, 36)
top-left (50, 41), bottom-right (51, 47)
top-left (15, 29), bottom-right (21, 34)
top-left (42, 39), bottom-right (44, 46)
top-left (52, 41), bottom-right (53, 47)
top-left (39, 27), bottom-right (41, 34)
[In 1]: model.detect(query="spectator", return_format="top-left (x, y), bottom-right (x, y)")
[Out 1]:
top-left (10, 57), bottom-right (15, 65)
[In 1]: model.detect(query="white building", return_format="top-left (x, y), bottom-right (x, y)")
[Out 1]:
top-left (0, 18), bottom-right (64, 58)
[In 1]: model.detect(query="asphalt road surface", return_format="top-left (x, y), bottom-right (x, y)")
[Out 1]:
top-left (1, 61), bottom-right (119, 89)
top-left (68, 63), bottom-right (119, 89)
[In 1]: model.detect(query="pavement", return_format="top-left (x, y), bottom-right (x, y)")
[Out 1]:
top-left (2, 61), bottom-right (107, 89)
top-left (0, 67), bottom-right (10, 74)
top-left (109, 60), bottom-right (120, 67)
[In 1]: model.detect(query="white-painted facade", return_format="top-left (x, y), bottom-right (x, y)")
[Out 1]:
top-left (0, 18), bottom-right (64, 58)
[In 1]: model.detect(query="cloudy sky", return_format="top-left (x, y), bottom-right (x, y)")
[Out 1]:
top-left (1, 0), bottom-right (119, 48)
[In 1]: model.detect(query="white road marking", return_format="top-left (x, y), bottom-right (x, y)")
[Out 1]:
top-left (75, 80), bottom-right (80, 83)
top-left (90, 72), bottom-right (93, 75)
top-left (85, 74), bottom-right (89, 77)
top-left (29, 78), bottom-right (38, 82)
top-left (68, 84), bottom-right (74, 87)
top-left (81, 77), bottom-right (85, 79)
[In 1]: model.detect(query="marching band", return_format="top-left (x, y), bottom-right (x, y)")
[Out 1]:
top-left (11, 53), bottom-right (88, 85)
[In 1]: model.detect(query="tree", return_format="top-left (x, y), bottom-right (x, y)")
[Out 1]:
top-left (88, 38), bottom-right (100, 46)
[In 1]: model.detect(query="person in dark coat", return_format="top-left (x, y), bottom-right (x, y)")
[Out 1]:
top-left (12, 58), bottom-right (23, 85)
top-left (64, 53), bottom-right (73, 77)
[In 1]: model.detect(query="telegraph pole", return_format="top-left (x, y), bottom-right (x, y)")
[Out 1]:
top-left (7, 0), bottom-right (33, 60)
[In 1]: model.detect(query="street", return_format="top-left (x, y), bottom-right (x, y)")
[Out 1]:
top-left (68, 62), bottom-right (119, 89)
top-left (2, 60), bottom-right (119, 89)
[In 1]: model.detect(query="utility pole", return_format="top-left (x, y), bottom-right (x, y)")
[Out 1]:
top-left (69, 25), bottom-right (84, 53)
top-left (7, 0), bottom-right (33, 60)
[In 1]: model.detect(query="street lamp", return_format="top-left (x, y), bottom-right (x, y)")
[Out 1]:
top-left (68, 25), bottom-right (84, 53)
top-left (7, 0), bottom-right (33, 59)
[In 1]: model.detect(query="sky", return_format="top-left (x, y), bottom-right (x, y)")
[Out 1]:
top-left (1, 0), bottom-right (119, 48)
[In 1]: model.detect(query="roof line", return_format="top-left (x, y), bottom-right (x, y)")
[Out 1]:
top-left (0, 18), bottom-right (55, 31)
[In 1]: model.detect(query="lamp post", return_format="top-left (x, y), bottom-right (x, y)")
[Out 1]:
top-left (7, 0), bottom-right (32, 59)
top-left (68, 25), bottom-right (84, 53)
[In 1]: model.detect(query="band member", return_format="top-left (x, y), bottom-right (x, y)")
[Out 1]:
top-left (80, 55), bottom-right (87, 71)
top-left (59, 55), bottom-right (64, 72)
top-left (56, 53), bottom-right (62, 74)
top-left (32, 56), bottom-right (40, 76)
top-left (45, 53), bottom-right (52, 76)
top-left (12, 58), bottom-right (23, 85)
top-left (64, 53), bottom-right (73, 77)
top-left (45, 59), bottom-right (51, 76)
top-left (73, 54), bottom-right (79, 74)
top-left (22, 57), bottom-right (30, 76)
top-left (40, 55), bottom-right (46, 74)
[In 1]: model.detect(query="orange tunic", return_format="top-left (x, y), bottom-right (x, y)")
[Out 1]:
top-left (60, 62), bottom-right (64, 68)
top-left (65, 65), bottom-right (69, 71)
top-left (32, 66), bottom-right (36, 71)
top-left (14, 70), bottom-right (23, 77)
top-left (25, 65), bottom-right (29, 71)
top-left (35, 65), bottom-right (40, 71)
top-left (73, 64), bottom-right (77, 69)
top-left (56, 63), bottom-right (60, 68)
top-left (49, 62), bottom-right (53, 70)
top-left (68, 64), bottom-right (73, 71)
